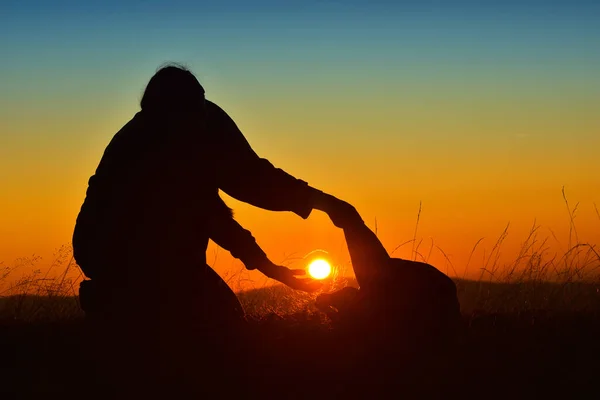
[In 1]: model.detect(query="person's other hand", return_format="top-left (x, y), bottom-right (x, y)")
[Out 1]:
top-left (259, 262), bottom-right (323, 292)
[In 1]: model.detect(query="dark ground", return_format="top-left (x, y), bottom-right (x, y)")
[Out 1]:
top-left (1, 279), bottom-right (599, 399)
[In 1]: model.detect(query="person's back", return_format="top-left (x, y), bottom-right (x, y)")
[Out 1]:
top-left (73, 67), bottom-right (244, 393)
top-left (74, 112), bottom-right (216, 283)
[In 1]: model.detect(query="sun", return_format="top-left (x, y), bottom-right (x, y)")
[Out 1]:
top-left (307, 259), bottom-right (332, 280)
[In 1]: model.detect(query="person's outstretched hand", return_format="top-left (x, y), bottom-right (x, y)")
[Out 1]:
top-left (313, 192), bottom-right (363, 229)
top-left (258, 261), bottom-right (323, 292)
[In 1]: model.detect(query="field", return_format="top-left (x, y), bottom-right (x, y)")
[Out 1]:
top-left (1, 275), bottom-right (599, 398)
top-left (1, 201), bottom-right (599, 398)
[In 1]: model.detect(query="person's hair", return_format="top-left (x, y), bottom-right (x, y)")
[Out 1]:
top-left (140, 63), bottom-right (205, 113)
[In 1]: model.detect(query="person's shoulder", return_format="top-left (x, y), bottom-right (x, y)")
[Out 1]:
top-left (205, 99), bottom-right (238, 130)
top-left (110, 112), bottom-right (144, 138)
top-left (205, 99), bottom-right (225, 115)
top-left (206, 100), bottom-right (237, 119)
top-left (127, 111), bottom-right (145, 126)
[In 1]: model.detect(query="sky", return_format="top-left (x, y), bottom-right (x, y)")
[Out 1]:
top-left (1, 0), bottom-right (599, 289)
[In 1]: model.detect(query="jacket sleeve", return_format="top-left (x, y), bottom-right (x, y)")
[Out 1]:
top-left (206, 198), bottom-right (270, 270)
top-left (207, 101), bottom-right (323, 219)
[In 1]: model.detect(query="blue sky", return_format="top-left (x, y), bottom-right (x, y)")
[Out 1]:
top-left (2, 0), bottom-right (598, 111)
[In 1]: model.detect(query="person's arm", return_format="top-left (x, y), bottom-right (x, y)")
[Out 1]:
top-left (206, 197), bottom-right (321, 292)
top-left (206, 101), bottom-right (325, 219)
top-left (206, 199), bottom-right (270, 271)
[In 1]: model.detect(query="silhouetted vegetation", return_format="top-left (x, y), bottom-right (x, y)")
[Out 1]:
top-left (1, 276), bottom-right (599, 397)
top-left (2, 193), bottom-right (598, 396)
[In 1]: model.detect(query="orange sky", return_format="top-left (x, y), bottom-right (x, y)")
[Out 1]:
top-left (1, 101), bottom-right (598, 291)
top-left (2, 2), bottom-right (599, 291)
top-left (1, 81), bottom-right (599, 291)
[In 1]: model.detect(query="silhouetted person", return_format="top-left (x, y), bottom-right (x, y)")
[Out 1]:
top-left (72, 64), bottom-right (352, 394)
top-left (315, 201), bottom-right (462, 389)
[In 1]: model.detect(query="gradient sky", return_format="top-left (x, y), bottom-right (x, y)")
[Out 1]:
top-left (1, 1), bottom-right (599, 288)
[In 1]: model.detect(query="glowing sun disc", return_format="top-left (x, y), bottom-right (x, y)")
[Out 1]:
top-left (307, 259), bottom-right (332, 280)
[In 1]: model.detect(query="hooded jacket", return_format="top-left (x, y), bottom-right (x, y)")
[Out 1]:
top-left (72, 100), bottom-right (321, 286)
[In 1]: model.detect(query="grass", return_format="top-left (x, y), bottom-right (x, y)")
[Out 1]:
top-left (1, 189), bottom-right (599, 396)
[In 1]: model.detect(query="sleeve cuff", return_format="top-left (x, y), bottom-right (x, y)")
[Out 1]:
top-left (292, 185), bottom-right (323, 219)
